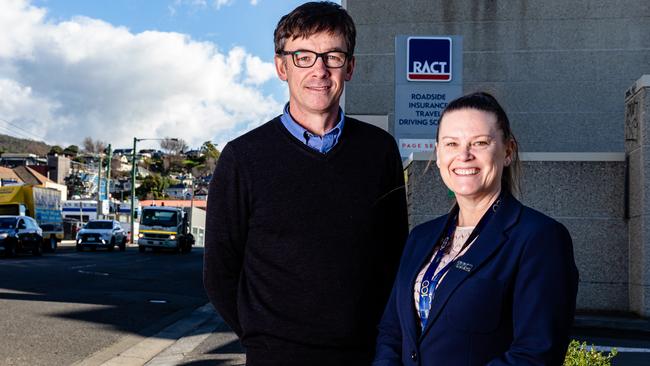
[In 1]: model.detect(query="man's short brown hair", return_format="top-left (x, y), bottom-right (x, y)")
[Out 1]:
top-left (274, 1), bottom-right (356, 55)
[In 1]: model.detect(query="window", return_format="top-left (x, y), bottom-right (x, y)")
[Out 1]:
top-left (85, 221), bottom-right (113, 229)
top-left (0, 217), bottom-right (16, 229)
top-left (141, 210), bottom-right (178, 227)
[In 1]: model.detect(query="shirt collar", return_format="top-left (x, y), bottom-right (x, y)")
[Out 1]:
top-left (280, 103), bottom-right (345, 153)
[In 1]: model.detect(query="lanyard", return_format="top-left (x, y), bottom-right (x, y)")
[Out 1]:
top-left (418, 195), bottom-right (502, 330)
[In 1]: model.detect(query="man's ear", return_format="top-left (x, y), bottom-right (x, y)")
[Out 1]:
top-left (344, 55), bottom-right (355, 81)
top-left (275, 55), bottom-right (288, 81)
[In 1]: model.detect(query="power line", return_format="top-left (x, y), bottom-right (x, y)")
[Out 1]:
top-left (0, 124), bottom-right (39, 141)
top-left (0, 117), bottom-right (47, 141)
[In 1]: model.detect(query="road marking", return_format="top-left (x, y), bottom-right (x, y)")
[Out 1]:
top-left (592, 345), bottom-right (650, 353)
top-left (78, 270), bottom-right (110, 276)
top-left (71, 264), bottom-right (97, 269)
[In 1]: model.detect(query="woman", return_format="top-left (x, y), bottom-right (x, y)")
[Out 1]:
top-left (374, 92), bottom-right (579, 366)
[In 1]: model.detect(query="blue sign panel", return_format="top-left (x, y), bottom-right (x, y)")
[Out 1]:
top-left (407, 37), bottom-right (452, 82)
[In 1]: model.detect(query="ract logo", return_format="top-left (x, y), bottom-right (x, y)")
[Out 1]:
top-left (407, 37), bottom-right (452, 82)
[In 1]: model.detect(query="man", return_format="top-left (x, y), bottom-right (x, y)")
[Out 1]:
top-left (204, 2), bottom-right (408, 365)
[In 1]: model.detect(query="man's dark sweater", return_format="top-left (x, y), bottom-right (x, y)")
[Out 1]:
top-left (204, 116), bottom-right (408, 365)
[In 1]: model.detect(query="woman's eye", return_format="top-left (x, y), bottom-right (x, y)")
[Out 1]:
top-left (445, 142), bottom-right (457, 147)
top-left (473, 141), bottom-right (489, 147)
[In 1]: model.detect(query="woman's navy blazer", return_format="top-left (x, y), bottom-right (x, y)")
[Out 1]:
top-left (374, 193), bottom-right (579, 366)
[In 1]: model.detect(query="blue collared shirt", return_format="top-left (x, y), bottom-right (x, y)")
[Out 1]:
top-left (280, 103), bottom-right (345, 154)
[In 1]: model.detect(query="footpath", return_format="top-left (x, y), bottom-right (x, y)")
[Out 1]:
top-left (79, 303), bottom-right (650, 366)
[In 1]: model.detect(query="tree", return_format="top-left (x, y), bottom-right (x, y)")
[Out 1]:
top-left (64, 171), bottom-right (85, 198)
top-left (200, 141), bottom-right (220, 160)
top-left (49, 145), bottom-right (63, 155)
top-left (135, 175), bottom-right (170, 199)
top-left (160, 137), bottom-right (188, 155)
top-left (63, 144), bottom-right (79, 156)
top-left (82, 137), bottom-right (107, 154)
top-left (82, 137), bottom-right (94, 153)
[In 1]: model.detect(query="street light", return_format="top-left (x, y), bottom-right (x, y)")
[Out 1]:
top-left (130, 137), bottom-right (179, 243)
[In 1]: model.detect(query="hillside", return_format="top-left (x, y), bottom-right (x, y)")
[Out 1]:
top-left (0, 134), bottom-right (51, 155)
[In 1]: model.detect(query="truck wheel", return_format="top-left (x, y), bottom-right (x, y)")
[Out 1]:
top-left (138, 245), bottom-right (145, 253)
top-left (181, 240), bottom-right (191, 254)
top-left (45, 237), bottom-right (57, 253)
top-left (32, 243), bottom-right (42, 256)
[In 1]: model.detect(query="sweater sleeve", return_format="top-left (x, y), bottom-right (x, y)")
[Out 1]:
top-left (203, 143), bottom-right (249, 337)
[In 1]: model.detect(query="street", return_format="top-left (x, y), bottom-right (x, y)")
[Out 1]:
top-left (2, 241), bottom-right (650, 366)
top-left (0, 241), bottom-right (208, 365)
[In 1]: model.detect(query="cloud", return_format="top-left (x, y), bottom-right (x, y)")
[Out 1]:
top-left (250, 0), bottom-right (259, 5)
top-left (0, 0), bottom-right (282, 149)
top-left (212, 0), bottom-right (233, 10)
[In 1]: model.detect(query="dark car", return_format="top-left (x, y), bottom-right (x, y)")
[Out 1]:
top-left (0, 215), bottom-right (44, 257)
top-left (76, 220), bottom-right (127, 251)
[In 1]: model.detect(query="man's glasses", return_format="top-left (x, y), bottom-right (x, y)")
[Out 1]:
top-left (279, 50), bottom-right (349, 68)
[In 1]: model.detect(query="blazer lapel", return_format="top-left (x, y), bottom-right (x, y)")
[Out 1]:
top-left (402, 214), bottom-right (451, 343)
top-left (419, 193), bottom-right (522, 340)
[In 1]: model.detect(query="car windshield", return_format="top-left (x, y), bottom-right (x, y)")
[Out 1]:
top-left (141, 210), bottom-right (177, 227)
top-left (0, 217), bottom-right (16, 229)
top-left (85, 221), bottom-right (113, 229)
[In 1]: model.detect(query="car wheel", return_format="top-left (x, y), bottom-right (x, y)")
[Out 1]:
top-left (107, 238), bottom-right (115, 252)
top-left (90, 246), bottom-right (96, 251)
top-left (4, 241), bottom-right (16, 257)
top-left (119, 238), bottom-right (126, 252)
top-left (138, 245), bottom-right (145, 253)
top-left (76, 244), bottom-right (83, 252)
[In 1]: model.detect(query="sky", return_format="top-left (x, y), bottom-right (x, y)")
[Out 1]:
top-left (0, 0), bottom-right (339, 150)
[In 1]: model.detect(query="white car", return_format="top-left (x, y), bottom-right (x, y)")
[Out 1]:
top-left (76, 220), bottom-right (127, 251)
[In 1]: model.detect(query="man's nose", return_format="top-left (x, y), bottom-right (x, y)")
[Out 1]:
top-left (311, 56), bottom-right (329, 75)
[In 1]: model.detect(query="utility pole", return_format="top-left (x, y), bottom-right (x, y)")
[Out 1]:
top-left (105, 144), bottom-right (112, 218)
top-left (130, 137), bottom-right (137, 243)
top-left (96, 154), bottom-right (103, 219)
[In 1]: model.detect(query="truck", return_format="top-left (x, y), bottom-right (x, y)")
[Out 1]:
top-left (0, 185), bottom-right (64, 252)
top-left (137, 205), bottom-right (194, 253)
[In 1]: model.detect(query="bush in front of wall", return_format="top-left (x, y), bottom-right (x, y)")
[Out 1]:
top-left (563, 340), bottom-right (617, 366)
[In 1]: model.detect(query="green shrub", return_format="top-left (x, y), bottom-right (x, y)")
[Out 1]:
top-left (564, 340), bottom-right (617, 366)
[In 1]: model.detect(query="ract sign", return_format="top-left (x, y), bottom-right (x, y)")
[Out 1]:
top-left (407, 37), bottom-right (452, 82)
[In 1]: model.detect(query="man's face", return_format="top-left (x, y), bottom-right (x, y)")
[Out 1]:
top-left (274, 31), bottom-right (355, 123)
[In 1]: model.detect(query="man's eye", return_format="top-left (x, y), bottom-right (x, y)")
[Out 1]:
top-left (297, 55), bottom-right (313, 62)
top-left (445, 142), bottom-right (457, 147)
top-left (327, 54), bottom-right (343, 62)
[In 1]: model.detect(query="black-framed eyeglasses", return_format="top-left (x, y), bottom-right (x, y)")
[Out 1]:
top-left (279, 50), bottom-right (349, 68)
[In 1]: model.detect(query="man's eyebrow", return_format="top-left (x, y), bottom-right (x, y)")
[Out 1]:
top-left (439, 134), bottom-right (493, 139)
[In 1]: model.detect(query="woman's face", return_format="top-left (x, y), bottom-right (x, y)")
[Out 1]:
top-left (436, 108), bottom-right (513, 204)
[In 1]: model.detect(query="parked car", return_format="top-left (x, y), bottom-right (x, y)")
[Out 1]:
top-left (0, 215), bottom-right (44, 257)
top-left (76, 220), bottom-right (127, 252)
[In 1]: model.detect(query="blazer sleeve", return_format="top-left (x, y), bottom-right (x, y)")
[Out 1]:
top-left (203, 143), bottom-right (248, 337)
top-left (487, 220), bottom-right (579, 366)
